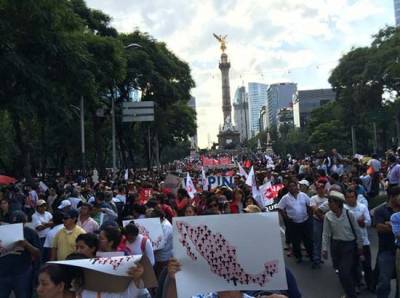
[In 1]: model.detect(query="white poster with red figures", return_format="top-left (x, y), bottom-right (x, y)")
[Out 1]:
top-left (173, 213), bottom-right (287, 297)
top-left (123, 218), bottom-right (164, 250)
top-left (50, 255), bottom-right (142, 276)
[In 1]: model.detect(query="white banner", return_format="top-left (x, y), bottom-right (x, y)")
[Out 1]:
top-left (173, 213), bottom-right (287, 297)
top-left (123, 218), bottom-right (164, 250)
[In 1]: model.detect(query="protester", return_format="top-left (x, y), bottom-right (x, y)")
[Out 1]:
top-left (32, 199), bottom-right (53, 247)
top-left (374, 186), bottom-right (400, 297)
top-left (0, 197), bottom-right (11, 224)
top-left (322, 190), bottom-right (363, 298)
top-left (75, 233), bottom-right (98, 258)
top-left (37, 264), bottom-right (74, 298)
top-left (43, 211), bottom-right (64, 263)
top-left (77, 202), bottom-right (99, 233)
top-left (52, 209), bottom-right (86, 261)
top-left (309, 182), bottom-right (328, 268)
top-left (121, 222), bottom-right (155, 266)
top-left (344, 188), bottom-right (373, 291)
top-left (0, 210), bottom-right (41, 298)
top-left (277, 181), bottom-right (313, 263)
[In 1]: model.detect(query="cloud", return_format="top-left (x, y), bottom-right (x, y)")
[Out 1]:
top-left (86, 0), bottom-right (393, 148)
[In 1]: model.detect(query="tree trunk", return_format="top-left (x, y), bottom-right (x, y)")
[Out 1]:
top-left (12, 114), bottom-right (32, 181)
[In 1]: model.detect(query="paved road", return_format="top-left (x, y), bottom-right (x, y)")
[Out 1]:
top-left (284, 228), bottom-right (396, 298)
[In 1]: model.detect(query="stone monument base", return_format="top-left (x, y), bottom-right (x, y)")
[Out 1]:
top-left (218, 129), bottom-right (240, 150)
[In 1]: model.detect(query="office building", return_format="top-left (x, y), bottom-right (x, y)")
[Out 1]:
top-left (248, 82), bottom-right (268, 137)
top-left (267, 83), bottom-right (297, 127)
top-left (293, 88), bottom-right (336, 128)
top-left (233, 86), bottom-right (250, 142)
top-left (395, 0), bottom-right (400, 26)
top-left (188, 96), bottom-right (198, 149)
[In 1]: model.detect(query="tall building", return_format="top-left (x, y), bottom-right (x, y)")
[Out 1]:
top-left (188, 96), bottom-right (198, 149)
top-left (248, 82), bottom-right (268, 137)
top-left (395, 0), bottom-right (400, 26)
top-left (233, 86), bottom-right (250, 142)
top-left (259, 106), bottom-right (268, 132)
top-left (266, 83), bottom-right (297, 127)
top-left (293, 88), bottom-right (336, 128)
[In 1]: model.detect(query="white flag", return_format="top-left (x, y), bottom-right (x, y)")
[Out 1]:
top-left (245, 166), bottom-right (255, 187)
top-left (124, 169), bottom-right (129, 181)
top-left (185, 173), bottom-right (196, 199)
top-left (201, 167), bottom-right (209, 191)
top-left (238, 162), bottom-right (248, 178)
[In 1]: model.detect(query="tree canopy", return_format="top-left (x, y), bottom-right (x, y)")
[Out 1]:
top-left (0, 0), bottom-right (196, 178)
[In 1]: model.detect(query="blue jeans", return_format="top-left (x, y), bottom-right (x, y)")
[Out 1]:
top-left (0, 267), bottom-right (33, 298)
top-left (313, 218), bottom-right (323, 264)
top-left (376, 250), bottom-right (398, 298)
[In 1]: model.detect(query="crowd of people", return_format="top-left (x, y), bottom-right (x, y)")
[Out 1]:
top-left (1, 147), bottom-right (400, 298)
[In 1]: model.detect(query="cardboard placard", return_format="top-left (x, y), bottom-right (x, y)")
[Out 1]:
top-left (0, 223), bottom-right (24, 257)
top-left (173, 213), bottom-right (287, 297)
top-left (123, 218), bottom-right (164, 250)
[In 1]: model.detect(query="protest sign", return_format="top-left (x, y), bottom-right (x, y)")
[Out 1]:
top-left (259, 183), bottom-right (285, 207)
top-left (173, 213), bottom-right (287, 297)
top-left (0, 223), bottom-right (24, 257)
top-left (123, 218), bottom-right (164, 250)
top-left (207, 175), bottom-right (234, 188)
top-left (50, 255), bottom-right (157, 292)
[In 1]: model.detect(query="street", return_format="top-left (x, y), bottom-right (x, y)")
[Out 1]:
top-left (285, 228), bottom-right (396, 298)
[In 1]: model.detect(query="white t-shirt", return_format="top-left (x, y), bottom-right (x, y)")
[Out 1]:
top-left (125, 234), bottom-right (155, 266)
top-left (277, 191), bottom-right (310, 223)
top-left (155, 219), bottom-right (173, 262)
top-left (344, 203), bottom-right (371, 246)
top-left (44, 224), bottom-right (64, 248)
top-left (32, 211), bottom-right (53, 238)
top-left (80, 281), bottom-right (150, 298)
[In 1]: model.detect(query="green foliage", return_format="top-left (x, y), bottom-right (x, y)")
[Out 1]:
top-left (0, 0), bottom-right (196, 177)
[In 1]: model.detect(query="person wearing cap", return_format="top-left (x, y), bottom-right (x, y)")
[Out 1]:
top-left (277, 180), bottom-right (313, 264)
top-left (32, 199), bottom-right (53, 247)
top-left (51, 209), bottom-right (86, 261)
top-left (57, 199), bottom-right (72, 212)
top-left (322, 190), bottom-right (363, 298)
top-left (0, 210), bottom-right (41, 298)
top-left (77, 202), bottom-right (99, 233)
top-left (298, 179), bottom-right (310, 196)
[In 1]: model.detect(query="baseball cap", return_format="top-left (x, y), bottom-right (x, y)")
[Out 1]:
top-left (328, 190), bottom-right (345, 202)
top-left (298, 180), bottom-right (310, 187)
top-left (63, 209), bottom-right (79, 219)
top-left (37, 199), bottom-right (47, 207)
top-left (58, 199), bottom-right (72, 209)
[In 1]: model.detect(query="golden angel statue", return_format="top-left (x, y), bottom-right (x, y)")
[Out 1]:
top-left (213, 33), bottom-right (227, 52)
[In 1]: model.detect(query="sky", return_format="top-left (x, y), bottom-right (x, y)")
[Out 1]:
top-left (86, 0), bottom-right (394, 148)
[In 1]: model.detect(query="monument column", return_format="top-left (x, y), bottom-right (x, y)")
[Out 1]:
top-left (219, 53), bottom-right (232, 123)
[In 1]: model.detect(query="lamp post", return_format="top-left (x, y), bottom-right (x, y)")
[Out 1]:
top-left (70, 96), bottom-right (86, 171)
top-left (111, 43), bottom-right (145, 170)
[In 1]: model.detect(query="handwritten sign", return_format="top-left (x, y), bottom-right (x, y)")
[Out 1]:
top-left (0, 223), bottom-right (24, 257)
top-left (173, 213), bottom-right (287, 297)
top-left (123, 218), bottom-right (164, 250)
